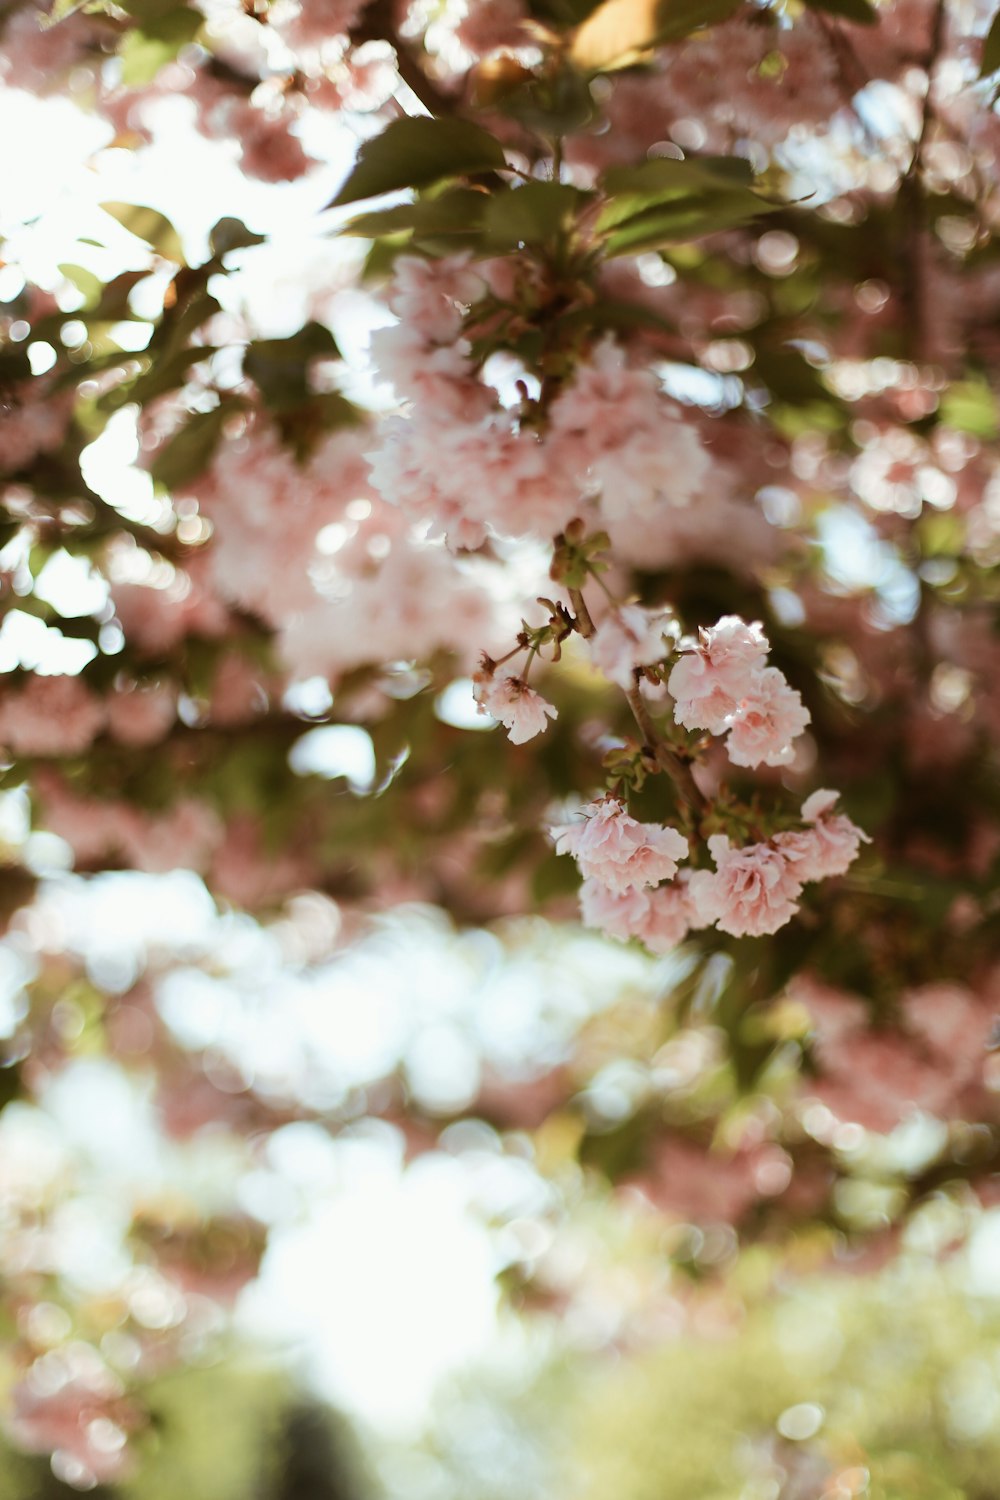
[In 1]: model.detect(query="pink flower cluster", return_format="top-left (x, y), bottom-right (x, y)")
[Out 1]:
top-left (548, 341), bottom-right (710, 521)
top-left (0, 674), bottom-right (105, 758)
top-left (689, 833), bottom-right (803, 938)
top-left (185, 419), bottom-right (372, 626)
top-left (774, 788), bottom-right (872, 882)
top-left (554, 800), bottom-right (693, 953)
top-left (367, 264), bottom-right (710, 550)
top-left (553, 798), bottom-right (689, 894)
top-left (5, 1347), bottom-right (137, 1489)
top-left (0, 382), bottom-right (73, 476)
top-left (579, 875), bottom-right (693, 954)
top-left (473, 665), bottom-right (557, 745)
top-left (690, 792), bottom-right (869, 938)
top-left (589, 604), bottom-right (672, 690)
top-left (270, 0), bottom-right (365, 52)
top-left (368, 257), bottom-right (583, 549)
top-left (668, 615), bottom-right (810, 768)
top-left (798, 977), bottom-right (994, 1133)
top-left (558, 791), bottom-right (867, 949)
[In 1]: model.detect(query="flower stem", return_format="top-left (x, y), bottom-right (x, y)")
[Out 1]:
top-left (625, 683), bottom-right (707, 814)
top-left (569, 587), bottom-right (595, 639)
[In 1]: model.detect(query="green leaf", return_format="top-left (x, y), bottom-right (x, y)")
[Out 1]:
top-left (98, 202), bottom-right (186, 264)
top-left (600, 191), bottom-right (776, 255)
top-left (601, 155), bottom-right (755, 198)
top-left (117, 5), bottom-right (202, 86)
top-left (802, 0), bottom-right (876, 22)
top-left (751, 348), bottom-right (833, 407)
top-left (273, 391), bottom-right (362, 460)
top-left (209, 217), bottom-right (267, 256)
top-left (150, 283), bottom-right (221, 365)
top-left (482, 182), bottom-right (592, 252)
top-left (243, 322), bottom-right (341, 411)
top-left (149, 403), bottom-right (234, 490)
top-left (556, 297), bottom-right (674, 337)
top-left (99, 344), bottom-right (219, 411)
top-left (329, 117), bottom-right (507, 208)
top-left (939, 378), bottom-right (999, 439)
top-left (57, 263), bottom-right (104, 310)
top-left (571, 0), bottom-right (744, 70)
top-left (343, 188), bottom-right (492, 241)
top-left (596, 154), bottom-right (775, 253)
top-left (981, 8), bottom-right (1000, 76)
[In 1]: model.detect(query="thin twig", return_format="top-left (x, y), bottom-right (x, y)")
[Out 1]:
top-left (625, 683), bottom-right (708, 815)
top-left (568, 586), bottom-right (595, 639)
top-left (349, 0), bottom-right (457, 118)
top-left (899, 0), bottom-right (948, 362)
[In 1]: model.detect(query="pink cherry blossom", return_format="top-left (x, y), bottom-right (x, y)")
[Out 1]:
top-left (229, 99), bottom-right (315, 183)
top-left (775, 789), bottom-right (870, 882)
top-left (386, 254), bottom-right (486, 342)
top-left (668, 615), bottom-right (769, 734)
top-left (689, 833), bottom-right (803, 938)
top-left (0, 673), bottom-right (105, 757)
top-left (473, 668), bottom-right (557, 745)
top-left (725, 666), bottom-right (811, 768)
top-left (455, 0), bottom-right (529, 55)
top-left (579, 878), bottom-right (652, 943)
top-left (270, 0), bottom-right (365, 51)
top-left (548, 339), bottom-right (710, 518)
top-left (579, 874), bottom-right (693, 953)
top-left (552, 798), bottom-right (689, 894)
top-left (6, 1361), bottom-right (136, 1488)
top-left (589, 604), bottom-right (671, 690)
top-left (106, 683), bottom-right (177, 747)
top-left (636, 880), bottom-right (694, 953)
top-left (0, 382), bottom-right (73, 475)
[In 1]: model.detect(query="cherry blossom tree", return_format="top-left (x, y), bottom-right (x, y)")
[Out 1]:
top-left (2, 0), bottom-right (1000, 1484)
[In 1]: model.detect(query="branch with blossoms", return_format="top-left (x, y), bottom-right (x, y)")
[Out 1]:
top-left (473, 521), bottom-right (869, 951)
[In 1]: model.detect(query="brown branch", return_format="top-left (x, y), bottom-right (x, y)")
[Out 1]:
top-left (568, 586), bottom-right (595, 639)
top-left (350, 0), bottom-right (459, 118)
top-left (899, 0), bottom-right (948, 363)
top-left (625, 683), bottom-right (708, 815)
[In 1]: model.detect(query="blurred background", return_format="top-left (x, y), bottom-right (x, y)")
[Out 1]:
top-left (4, 0), bottom-right (1000, 1494)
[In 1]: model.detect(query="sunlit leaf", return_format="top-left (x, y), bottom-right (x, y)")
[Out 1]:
top-left (329, 117), bottom-right (507, 208)
top-left (571, 0), bottom-right (744, 70)
top-left (98, 202), bottom-right (187, 264)
top-left (117, 5), bottom-right (202, 86)
top-left (483, 182), bottom-right (592, 251)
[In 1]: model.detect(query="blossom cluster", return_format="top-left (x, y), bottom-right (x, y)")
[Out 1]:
top-left (367, 259), bottom-right (711, 550)
top-left (668, 616), bottom-right (810, 769)
top-left (553, 789), bottom-right (867, 951)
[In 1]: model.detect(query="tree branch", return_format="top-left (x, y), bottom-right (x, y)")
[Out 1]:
top-left (350, 0), bottom-right (459, 118)
top-left (625, 683), bottom-right (708, 815)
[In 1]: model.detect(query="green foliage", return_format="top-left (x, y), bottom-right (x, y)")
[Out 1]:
top-left (596, 156), bottom-right (777, 254)
top-left (98, 202), bottom-right (187, 264)
top-left (330, 117), bottom-right (508, 208)
top-left (482, 182), bottom-right (593, 253)
top-left (344, 187), bottom-right (494, 244)
top-left (243, 322), bottom-right (342, 412)
top-left (209, 217), bottom-right (267, 256)
top-left (571, 1267), bottom-right (1000, 1500)
top-left (117, 4), bottom-right (203, 86)
top-left (148, 401), bottom-right (237, 490)
top-left (939, 378), bottom-right (999, 439)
